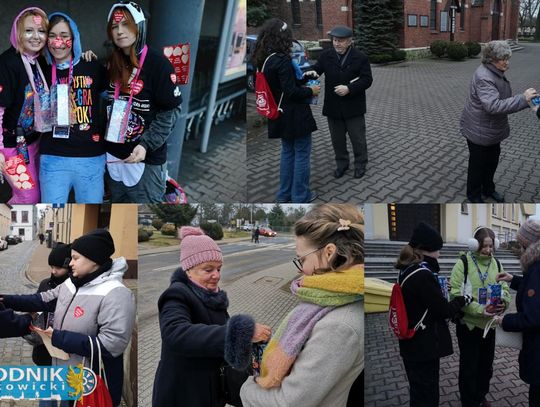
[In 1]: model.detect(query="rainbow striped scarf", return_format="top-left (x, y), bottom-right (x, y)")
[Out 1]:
top-left (256, 265), bottom-right (364, 388)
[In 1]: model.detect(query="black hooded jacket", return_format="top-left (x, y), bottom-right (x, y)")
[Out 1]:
top-left (398, 258), bottom-right (466, 361)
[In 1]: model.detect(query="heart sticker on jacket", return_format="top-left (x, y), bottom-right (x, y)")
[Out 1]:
top-left (130, 79), bottom-right (144, 95)
top-left (74, 306), bottom-right (85, 318)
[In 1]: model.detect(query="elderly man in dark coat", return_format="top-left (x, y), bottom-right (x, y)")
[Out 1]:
top-left (305, 26), bottom-right (373, 178)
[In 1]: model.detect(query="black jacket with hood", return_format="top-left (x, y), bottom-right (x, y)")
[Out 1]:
top-left (398, 257), bottom-right (466, 361)
top-left (261, 52), bottom-right (317, 140)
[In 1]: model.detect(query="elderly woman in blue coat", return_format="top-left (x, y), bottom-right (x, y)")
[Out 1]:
top-left (460, 40), bottom-right (537, 203)
top-left (152, 227), bottom-right (271, 407)
top-left (495, 219), bottom-right (540, 407)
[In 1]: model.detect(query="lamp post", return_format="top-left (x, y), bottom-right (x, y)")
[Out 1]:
top-left (450, 0), bottom-right (461, 42)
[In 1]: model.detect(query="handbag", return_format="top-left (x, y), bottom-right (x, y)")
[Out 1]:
top-left (77, 337), bottom-right (114, 407)
top-left (219, 364), bottom-right (250, 407)
top-left (483, 318), bottom-right (523, 350)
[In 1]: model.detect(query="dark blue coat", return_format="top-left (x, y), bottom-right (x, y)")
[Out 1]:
top-left (152, 268), bottom-right (254, 407)
top-left (502, 262), bottom-right (540, 385)
top-left (0, 302), bottom-right (31, 338)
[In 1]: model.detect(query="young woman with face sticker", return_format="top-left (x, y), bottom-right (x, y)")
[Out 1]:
top-left (104, 2), bottom-right (182, 203)
top-left (240, 204), bottom-right (364, 407)
top-left (0, 7), bottom-right (49, 203)
top-left (450, 227), bottom-right (512, 407)
top-left (39, 13), bottom-right (108, 203)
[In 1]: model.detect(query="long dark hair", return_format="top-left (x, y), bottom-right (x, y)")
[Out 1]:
top-left (252, 18), bottom-right (293, 70)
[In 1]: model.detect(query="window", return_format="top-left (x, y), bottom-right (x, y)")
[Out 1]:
top-left (291, 0), bottom-right (301, 25)
top-left (408, 14), bottom-right (418, 27)
top-left (315, 0), bottom-right (322, 27)
top-left (22, 211), bottom-right (28, 223)
top-left (492, 204), bottom-right (498, 217)
top-left (420, 15), bottom-right (429, 27)
top-left (460, 2), bottom-right (465, 30)
top-left (461, 203), bottom-right (469, 214)
top-left (430, 0), bottom-right (437, 29)
top-left (18, 229), bottom-right (24, 237)
top-left (440, 11), bottom-right (449, 32)
top-left (512, 205), bottom-right (516, 222)
top-left (502, 205), bottom-right (507, 220)
top-left (11, 211), bottom-right (16, 222)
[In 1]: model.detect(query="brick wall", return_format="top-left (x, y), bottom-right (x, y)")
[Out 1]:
top-left (401, 0), bottom-right (519, 48)
top-left (247, 0), bottom-right (353, 41)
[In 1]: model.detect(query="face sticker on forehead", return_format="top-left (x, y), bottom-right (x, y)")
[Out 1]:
top-left (113, 9), bottom-right (124, 23)
top-left (33, 15), bottom-right (43, 26)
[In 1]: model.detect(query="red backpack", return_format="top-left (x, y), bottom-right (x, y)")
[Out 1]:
top-left (255, 53), bottom-right (283, 120)
top-left (389, 268), bottom-right (429, 340)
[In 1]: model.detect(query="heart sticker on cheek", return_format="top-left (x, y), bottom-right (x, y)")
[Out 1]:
top-left (113, 10), bottom-right (124, 23)
top-left (49, 38), bottom-right (64, 49)
top-left (33, 15), bottom-right (42, 26)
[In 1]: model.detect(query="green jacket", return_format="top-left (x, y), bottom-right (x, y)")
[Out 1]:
top-left (450, 251), bottom-right (511, 330)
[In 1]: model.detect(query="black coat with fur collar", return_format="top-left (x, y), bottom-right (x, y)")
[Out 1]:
top-left (502, 241), bottom-right (540, 385)
top-left (152, 268), bottom-right (254, 407)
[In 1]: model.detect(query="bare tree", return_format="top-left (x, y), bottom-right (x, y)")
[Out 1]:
top-left (520, 0), bottom-right (540, 34)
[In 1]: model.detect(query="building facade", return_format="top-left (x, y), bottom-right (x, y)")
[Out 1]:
top-left (0, 205), bottom-right (11, 239)
top-left (248, 0), bottom-right (353, 40)
top-left (401, 0), bottom-right (520, 49)
top-left (365, 203), bottom-right (535, 244)
top-left (45, 204), bottom-right (138, 278)
top-left (10, 205), bottom-right (38, 241)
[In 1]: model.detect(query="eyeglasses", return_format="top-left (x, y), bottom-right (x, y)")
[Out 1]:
top-left (292, 246), bottom-right (323, 272)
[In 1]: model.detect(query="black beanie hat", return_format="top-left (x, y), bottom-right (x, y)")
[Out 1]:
top-left (71, 229), bottom-right (115, 266)
top-left (408, 222), bottom-right (443, 252)
top-left (48, 243), bottom-right (72, 268)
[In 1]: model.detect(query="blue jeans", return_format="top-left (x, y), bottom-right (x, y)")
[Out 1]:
top-left (40, 154), bottom-right (106, 203)
top-left (277, 135), bottom-right (312, 203)
top-left (107, 163), bottom-right (167, 203)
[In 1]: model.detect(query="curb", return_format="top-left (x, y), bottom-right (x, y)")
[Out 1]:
top-left (139, 236), bottom-right (252, 256)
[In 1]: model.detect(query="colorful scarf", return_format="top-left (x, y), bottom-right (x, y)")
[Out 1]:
top-left (256, 265), bottom-right (364, 388)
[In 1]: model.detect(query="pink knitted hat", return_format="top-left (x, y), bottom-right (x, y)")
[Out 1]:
top-left (517, 218), bottom-right (540, 248)
top-left (180, 227), bottom-right (223, 271)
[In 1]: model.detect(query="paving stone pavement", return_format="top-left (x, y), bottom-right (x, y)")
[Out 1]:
top-left (247, 44), bottom-right (540, 203)
top-left (365, 312), bottom-right (529, 406)
top-left (138, 261), bottom-right (299, 406)
top-left (0, 241), bottom-right (39, 407)
top-left (179, 118), bottom-right (247, 203)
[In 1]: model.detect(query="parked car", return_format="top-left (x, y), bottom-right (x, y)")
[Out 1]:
top-left (5, 235), bottom-right (18, 245)
top-left (15, 236), bottom-right (22, 243)
top-left (246, 35), bottom-right (311, 91)
top-left (0, 238), bottom-right (7, 250)
top-left (242, 224), bottom-right (253, 231)
top-left (259, 227), bottom-right (277, 237)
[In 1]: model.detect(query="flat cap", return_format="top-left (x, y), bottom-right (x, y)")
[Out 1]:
top-left (330, 26), bottom-right (353, 38)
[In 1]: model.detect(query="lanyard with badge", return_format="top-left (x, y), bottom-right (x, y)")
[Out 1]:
top-left (51, 60), bottom-right (74, 139)
top-left (105, 45), bottom-right (148, 144)
top-left (471, 252), bottom-right (492, 305)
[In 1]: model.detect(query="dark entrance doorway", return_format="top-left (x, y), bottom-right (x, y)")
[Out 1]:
top-left (388, 204), bottom-right (441, 242)
top-left (492, 0), bottom-right (501, 40)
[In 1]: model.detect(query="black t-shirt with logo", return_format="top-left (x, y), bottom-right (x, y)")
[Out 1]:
top-left (106, 47), bottom-right (182, 165)
top-left (40, 60), bottom-right (108, 157)
top-left (0, 47), bottom-right (46, 147)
